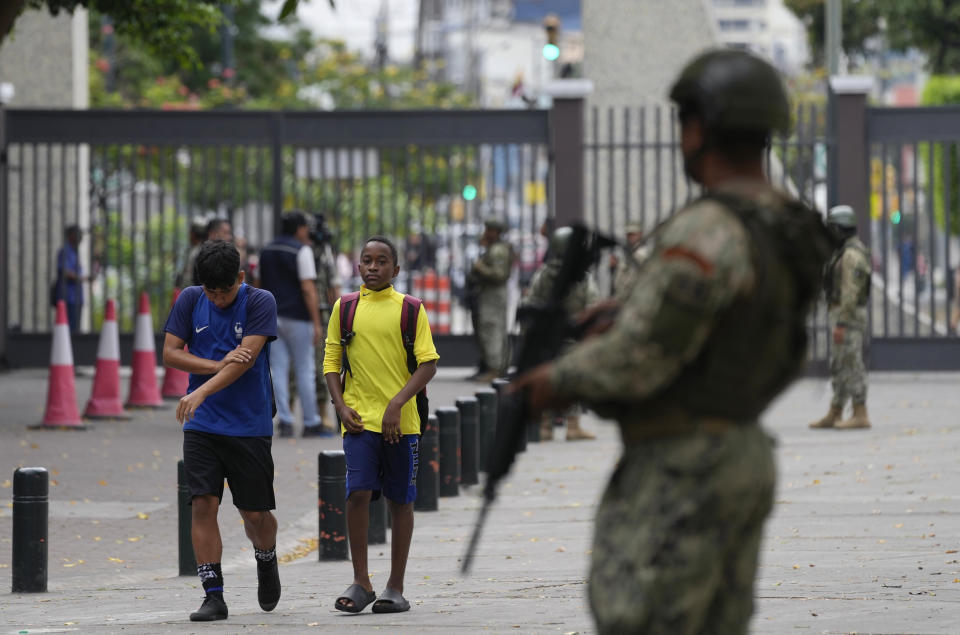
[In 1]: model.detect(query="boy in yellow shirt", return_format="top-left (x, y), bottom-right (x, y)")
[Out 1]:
top-left (324, 236), bottom-right (439, 614)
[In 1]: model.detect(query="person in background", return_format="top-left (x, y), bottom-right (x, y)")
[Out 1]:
top-left (54, 224), bottom-right (92, 333)
top-left (176, 216), bottom-right (208, 289)
top-left (466, 218), bottom-right (514, 382)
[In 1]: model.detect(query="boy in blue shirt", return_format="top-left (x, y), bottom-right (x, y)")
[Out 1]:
top-left (163, 240), bottom-right (280, 622)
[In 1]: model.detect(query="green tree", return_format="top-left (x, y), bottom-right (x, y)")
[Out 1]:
top-left (922, 76), bottom-right (960, 236)
top-left (787, 0), bottom-right (960, 73)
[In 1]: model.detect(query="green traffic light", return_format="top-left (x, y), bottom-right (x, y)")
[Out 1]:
top-left (891, 210), bottom-right (901, 224)
top-left (462, 184), bottom-right (477, 201)
top-left (542, 43), bottom-right (560, 61)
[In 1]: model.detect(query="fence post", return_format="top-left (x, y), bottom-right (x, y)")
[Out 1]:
top-left (271, 113), bottom-right (285, 234)
top-left (547, 79), bottom-right (594, 227)
top-left (0, 99), bottom-right (8, 369)
top-left (828, 76), bottom-right (872, 238)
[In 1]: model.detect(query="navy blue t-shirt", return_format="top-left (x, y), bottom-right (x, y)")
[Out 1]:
top-left (164, 284), bottom-right (278, 437)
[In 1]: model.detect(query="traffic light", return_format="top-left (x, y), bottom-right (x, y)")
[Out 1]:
top-left (462, 184), bottom-right (478, 201)
top-left (543, 13), bottom-right (560, 61)
top-left (890, 210), bottom-right (901, 225)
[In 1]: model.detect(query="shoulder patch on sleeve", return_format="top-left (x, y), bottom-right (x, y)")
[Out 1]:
top-left (661, 246), bottom-right (714, 275)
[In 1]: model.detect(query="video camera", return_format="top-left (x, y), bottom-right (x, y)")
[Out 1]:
top-left (310, 213), bottom-right (334, 246)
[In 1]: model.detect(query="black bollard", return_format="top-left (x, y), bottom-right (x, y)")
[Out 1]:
top-left (368, 495), bottom-right (386, 545)
top-left (12, 467), bottom-right (48, 593)
top-left (474, 389), bottom-right (497, 473)
top-left (415, 414), bottom-right (439, 511)
top-left (436, 407), bottom-right (461, 497)
top-left (491, 378), bottom-right (525, 453)
top-left (177, 460), bottom-right (196, 576)
top-left (318, 451), bottom-right (348, 561)
top-left (456, 397), bottom-right (479, 486)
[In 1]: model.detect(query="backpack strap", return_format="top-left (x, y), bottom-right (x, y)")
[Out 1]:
top-left (339, 291), bottom-right (361, 378)
top-left (400, 295), bottom-right (422, 375)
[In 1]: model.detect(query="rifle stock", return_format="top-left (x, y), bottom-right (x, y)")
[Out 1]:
top-left (461, 225), bottom-right (616, 574)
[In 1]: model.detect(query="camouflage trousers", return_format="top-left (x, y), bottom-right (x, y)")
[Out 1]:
top-left (475, 295), bottom-right (508, 373)
top-left (590, 424), bottom-right (775, 635)
top-left (829, 324), bottom-right (867, 408)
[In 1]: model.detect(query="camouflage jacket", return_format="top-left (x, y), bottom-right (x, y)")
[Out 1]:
top-left (313, 242), bottom-right (340, 311)
top-left (524, 260), bottom-right (599, 317)
top-left (825, 237), bottom-right (870, 330)
top-left (613, 242), bottom-right (651, 299)
top-left (470, 240), bottom-right (513, 289)
top-left (551, 179), bottom-right (830, 423)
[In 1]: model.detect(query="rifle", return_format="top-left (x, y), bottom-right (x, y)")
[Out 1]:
top-left (461, 224), bottom-right (617, 574)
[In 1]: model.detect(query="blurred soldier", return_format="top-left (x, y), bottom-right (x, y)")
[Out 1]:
top-left (611, 221), bottom-right (650, 297)
top-left (467, 218), bottom-right (514, 382)
top-left (311, 214), bottom-right (340, 434)
top-left (512, 49), bottom-right (833, 634)
top-left (810, 205), bottom-right (872, 430)
top-left (521, 226), bottom-right (600, 440)
top-left (176, 216), bottom-right (209, 289)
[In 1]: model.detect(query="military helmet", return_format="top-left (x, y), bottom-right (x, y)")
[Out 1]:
top-left (827, 205), bottom-right (856, 228)
top-left (483, 217), bottom-right (507, 232)
top-left (669, 48), bottom-right (791, 136)
top-left (547, 226), bottom-right (574, 261)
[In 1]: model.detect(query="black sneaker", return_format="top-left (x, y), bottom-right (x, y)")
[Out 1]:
top-left (257, 559), bottom-right (281, 612)
top-left (190, 592), bottom-right (228, 621)
top-left (277, 422), bottom-right (294, 438)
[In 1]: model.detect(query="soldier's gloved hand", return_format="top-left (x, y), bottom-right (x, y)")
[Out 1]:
top-left (833, 325), bottom-right (845, 345)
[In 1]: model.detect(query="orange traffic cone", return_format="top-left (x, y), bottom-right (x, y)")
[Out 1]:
top-left (126, 291), bottom-right (164, 408)
top-left (161, 288), bottom-right (189, 399)
top-left (40, 300), bottom-right (85, 429)
top-left (83, 299), bottom-right (129, 419)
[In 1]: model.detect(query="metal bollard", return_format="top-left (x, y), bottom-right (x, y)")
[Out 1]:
top-left (318, 451), bottom-right (348, 560)
top-left (436, 407), bottom-right (461, 497)
top-left (177, 460), bottom-right (196, 576)
top-left (368, 495), bottom-right (386, 545)
top-left (456, 397), bottom-right (479, 486)
top-left (474, 389), bottom-right (497, 473)
top-left (12, 467), bottom-right (48, 593)
top-left (415, 414), bottom-right (439, 511)
top-left (491, 378), bottom-right (525, 453)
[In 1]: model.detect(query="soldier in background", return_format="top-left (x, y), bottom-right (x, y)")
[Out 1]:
top-left (467, 218), bottom-right (514, 382)
top-left (611, 221), bottom-right (650, 297)
top-left (810, 205), bottom-right (872, 430)
top-left (521, 226), bottom-right (600, 441)
top-left (512, 49), bottom-right (833, 633)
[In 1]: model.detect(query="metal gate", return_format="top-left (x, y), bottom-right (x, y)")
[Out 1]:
top-left (1, 109), bottom-right (552, 366)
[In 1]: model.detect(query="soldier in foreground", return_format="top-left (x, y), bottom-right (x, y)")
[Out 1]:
top-left (810, 205), bottom-right (872, 430)
top-left (512, 49), bottom-right (832, 634)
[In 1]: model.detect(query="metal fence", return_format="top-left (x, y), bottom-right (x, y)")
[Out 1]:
top-left (866, 107), bottom-right (960, 346)
top-left (3, 109), bottom-right (552, 346)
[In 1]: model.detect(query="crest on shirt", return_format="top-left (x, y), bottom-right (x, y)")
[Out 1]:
top-left (234, 322), bottom-right (243, 341)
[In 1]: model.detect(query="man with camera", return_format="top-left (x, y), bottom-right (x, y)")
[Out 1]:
top-left (257, 211), bottom-right (324, 437)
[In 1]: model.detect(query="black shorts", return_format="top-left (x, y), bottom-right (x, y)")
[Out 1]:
top-left (183, 431), bottom-right (276, 511)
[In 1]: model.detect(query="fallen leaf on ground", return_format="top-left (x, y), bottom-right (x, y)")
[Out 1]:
top-left (98, 480), bottom-right (107, 486)
top-left (136, 512), bottom-right (149, 520)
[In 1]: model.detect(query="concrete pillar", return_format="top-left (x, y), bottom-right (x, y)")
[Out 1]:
top-left (828, 76), bottom-right (873, 239)
top-left (546, 79), bottom-right (593, 227)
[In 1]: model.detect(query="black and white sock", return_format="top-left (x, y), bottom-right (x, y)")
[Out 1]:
top-left (254, 546), bottom-right (277, 568)
top-left (197, 562), bottom-right (223, 595)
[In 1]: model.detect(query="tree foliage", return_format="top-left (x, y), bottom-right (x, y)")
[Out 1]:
top-left (786, 0), bottom-right (960, 73)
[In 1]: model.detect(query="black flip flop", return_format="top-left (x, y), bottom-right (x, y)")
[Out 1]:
top-left (335, 584), bottom-right (376, 613)
top-left (371, 587), bottom-right (410, 613)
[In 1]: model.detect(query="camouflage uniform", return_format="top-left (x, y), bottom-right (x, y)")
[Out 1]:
top-left (612, 241), bottom-right (651, 299)
top-left (524, 248), bottom-right (600, 440)
top-left (313, 242), bottom-right (340, 426)
top-left (549, 182), bottom-right (830, 634)
top-left (826, 236), bottom-right (871, 408)
top-left (470, 238), bottom-right (513, 375)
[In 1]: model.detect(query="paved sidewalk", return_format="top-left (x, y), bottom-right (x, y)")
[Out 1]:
top-left (1, 367), bottom-right (959, 634)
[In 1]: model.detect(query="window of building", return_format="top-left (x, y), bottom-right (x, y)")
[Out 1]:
top-left (718, 19), bottom-right (751, 31)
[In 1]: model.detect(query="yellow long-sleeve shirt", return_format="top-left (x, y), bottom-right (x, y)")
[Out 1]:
top-left (323, 285), bottom-right (439, 435)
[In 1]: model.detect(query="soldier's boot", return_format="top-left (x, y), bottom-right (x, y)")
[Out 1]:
top-left (539, 414), bottom-right (553, 441)
top-left (809, 405), bottom-right (842, 429)
top-left (565, 415), bottom-right (595, 441)
top-left (836, 403), bottom-right (871, 429)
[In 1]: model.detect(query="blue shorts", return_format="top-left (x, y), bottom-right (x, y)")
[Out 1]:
top-left (343, 431), bottom-right (419, 504)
